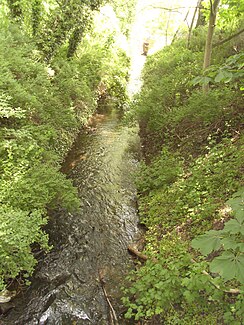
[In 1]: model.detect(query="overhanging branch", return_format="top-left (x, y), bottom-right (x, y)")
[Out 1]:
top-left (213, 28), bottom-right (244, 47)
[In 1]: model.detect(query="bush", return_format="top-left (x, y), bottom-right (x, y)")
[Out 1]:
top-left (135, 44), bottom-right (202, 134)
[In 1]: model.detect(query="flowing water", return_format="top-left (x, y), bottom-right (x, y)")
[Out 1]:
top-left (2, 108), bottom-right (142, 325)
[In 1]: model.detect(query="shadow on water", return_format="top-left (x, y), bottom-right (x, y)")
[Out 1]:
top-left (1, 109), bottom-right (142, 325)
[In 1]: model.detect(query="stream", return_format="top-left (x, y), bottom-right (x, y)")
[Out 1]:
top-left (2, 108), bottom-right (142, 325)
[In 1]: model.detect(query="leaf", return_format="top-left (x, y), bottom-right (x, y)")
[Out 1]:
top-left (210, 252), bottom-right (244, 283)
top-left (215, 69), bottom-right (233, 83)
top-left (201, 76), bottom-right (212, 85)
top-left (236, 243), bottom-right (244, 252)
top-left (191, 76), bottom-right (203, 86)
top-left (191, 230), bottom-right (221, 255)
top-left (221, 236), bottom-right (239, 250)
top-left (227, 187), bottom-right (244, 223)
top-left (214, 70), bottom-right (225, 82)
top-left (223, 219), bottom-right (244, 235)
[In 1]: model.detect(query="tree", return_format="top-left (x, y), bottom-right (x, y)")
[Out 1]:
top-left (4, 0), bottom-right (107, 61)
top-left (32, 0), bottom-right (42, 36)
top-left (187, 0), bottom-right (204, 48)
top-left (36, 0), bottom-right (105, 61)
top-left (203, 0), bottom-right (221, 92)
top-left (195, 0), bottom-right (205, 27)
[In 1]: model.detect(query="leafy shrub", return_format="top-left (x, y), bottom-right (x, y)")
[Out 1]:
top-left (192, 187), bottom-right (244, 284)
top-left (124, 40), bottom-right (243, 321)
top-left (134, 44), bottom-right (202, 134)
top-left (192, 52), bottom-right (244, 89)
top-left (138, 137), bottom-right (243, 236)
top-left (0, 206), bottom-right (49, 286)
top-left (123, 237), bottom-right (192, 320)
top-left (169, 88), bottom-right (234, 127)
top-left (123, 14), bottom-right (244, 324)
top-left (0, 94), bottom-right (80, 290)
top-left (136, 147), bottom-right (183, 195)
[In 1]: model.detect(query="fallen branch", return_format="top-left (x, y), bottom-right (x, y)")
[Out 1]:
top-left (191, 260), bottom-right (240, 294)
top-left (128, 245), bottom-right (148, 261)
top-left (128, 246), bottom-right (240, 295)
top-left (99, 271), bottom-right (119, 325)
top-left (128, 245), bottom-right (158, 263)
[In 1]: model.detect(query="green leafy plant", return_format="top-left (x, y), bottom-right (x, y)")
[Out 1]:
top-left (192, 52), bottom-right (244, 88)
top-left (192, 187), bottom-right (244, 283)
top-left (123, 18), bottom-right (244, 322)
top-left (0, 205), bottom-right (50, 290)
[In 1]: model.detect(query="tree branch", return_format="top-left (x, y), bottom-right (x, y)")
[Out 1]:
top-left (150, 6), bottom-right (182, 13)
top-left (99, 271), bottom-right (119, 325)
top-left (213, 28), bottom-right (244, 47)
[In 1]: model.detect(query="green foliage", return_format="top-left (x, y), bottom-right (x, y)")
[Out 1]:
top-left (111, 0), bottom-right (136, 37)
top-left (0, 206), bottom-right (49, 285)
top-left (123, 133), bottom-right (243, 322)
top-left (0, 15), bottom-right (131, 290)
top-left (192, 52), bottom-right (244, 88)
top-left (0, 92), bottom-right (80, 290)
top-left (192, 188), bottom-right (244, 283)
top-left (122, 237), bottom-right (192, 320)
top-left (122, 233), bottom-right (233, 323)
top-left (3, 0), bottom-right (106, 60)
top-left (136, 147), bottom-right (183, 195)
top-left (218, 0), bottom-right (244, 31)
top-left (0, 94), bottom-right (26, 119)
top-left (123, 14), bottom-right (244, 323)
top-left (138, 137), bottom-right (243, 234)
top-left (134, 44), bottom-right (202, 136)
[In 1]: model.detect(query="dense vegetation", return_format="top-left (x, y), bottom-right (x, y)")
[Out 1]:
top-left (1, 1), bottom-right (243, 323)
top-left (122, 1), bottom-right (244, 324)
top-left (0, 0), bottom-right (133, 292)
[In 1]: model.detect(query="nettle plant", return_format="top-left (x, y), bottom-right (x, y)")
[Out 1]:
top-left (192, 187), bottom-right (244, 284)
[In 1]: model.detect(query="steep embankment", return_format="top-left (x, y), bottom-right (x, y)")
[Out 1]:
top-left (122, 30), bottom-right (244, 324)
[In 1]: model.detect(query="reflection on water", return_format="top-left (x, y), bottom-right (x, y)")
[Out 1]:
top-left (2, 109), bottom-right (141, 325)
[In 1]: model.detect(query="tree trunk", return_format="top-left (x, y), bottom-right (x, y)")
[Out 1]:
top-left (165, 10), bottom-right (172, 46)
top-left (67, 27), bottom-right (83, 58)
top-left (202, 0), bottom-right (221, 92)
top-left (32, 0), bottom-right (42, 36)
top-left (171, 10), bottom-right (189, 44)
top-left (187, 0), bottom-right (203, 48)
top-left (196, 0), bottom-right (206, 27)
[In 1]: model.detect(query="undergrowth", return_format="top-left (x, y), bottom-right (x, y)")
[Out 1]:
top-left (122, 29), bottom-right (244, 324)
